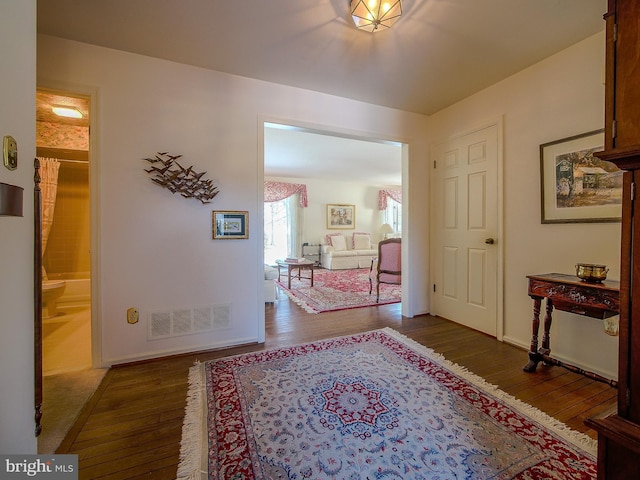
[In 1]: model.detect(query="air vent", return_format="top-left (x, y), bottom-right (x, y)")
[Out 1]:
top-left (148, 304), bottom-right (231, 339)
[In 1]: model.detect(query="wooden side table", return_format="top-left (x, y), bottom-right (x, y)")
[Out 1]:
top-left (523, 273), bottom-right (620, 385)
top-left (275, 260), bottom-right (315, 289)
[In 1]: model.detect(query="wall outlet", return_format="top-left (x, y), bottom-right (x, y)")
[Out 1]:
top-left (127, 307), bottom-right (139, 324)
top-left (604, 316), bottom-right (619, 336)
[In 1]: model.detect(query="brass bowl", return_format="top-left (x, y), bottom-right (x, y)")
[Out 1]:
top-left (576, 263), bottom-right (608, 283)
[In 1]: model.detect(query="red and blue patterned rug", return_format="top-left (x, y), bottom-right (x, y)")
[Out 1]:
top-left (178, 329), bottom-right (597, 479)
top-left (275, 268), bottom-right (401, 313)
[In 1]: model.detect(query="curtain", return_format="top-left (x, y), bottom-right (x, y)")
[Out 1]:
top-left (378, 188), bottom-right (402, 210)
top-left (264, 181), bottom-right (308, 207)
top-left (265, 181), bottom-right (307, 258)
top-left (38, 157), bottom-right (61, 279)
top-left (287, 195), bottom-right (303, 258)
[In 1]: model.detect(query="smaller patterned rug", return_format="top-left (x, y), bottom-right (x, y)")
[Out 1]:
top-left (275, 268), bottom-right (401, 313)
top-left (177, 328), bottom-right (597, 480)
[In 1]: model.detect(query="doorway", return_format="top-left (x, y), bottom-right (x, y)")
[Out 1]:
top-left (261, 120), bottom-right (406, 313)
top-left (36, 89), bottom-right (92, 374)
top-left (36, 88), bottom-right (103, 453)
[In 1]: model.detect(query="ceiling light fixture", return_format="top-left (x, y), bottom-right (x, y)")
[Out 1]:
top-left (351, 0), bottom-right (402, 32)
top-left (51, 105), bottom-right (83, 119)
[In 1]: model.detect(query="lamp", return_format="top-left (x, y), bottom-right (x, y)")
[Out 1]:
top-left (380, 223), bottom-right (393, 240)
top-left (52, 105), bottom-right (83, 119)
top-left (351, 0), bottom-right (402, 32)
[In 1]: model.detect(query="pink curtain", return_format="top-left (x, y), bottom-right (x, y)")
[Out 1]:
top-left (264, 181), bottom-right (308, 207)
top-left (378, 188), bottom-right (402, 210)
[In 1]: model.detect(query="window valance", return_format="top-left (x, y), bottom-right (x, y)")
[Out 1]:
top-left (378, 188), bottom-right (402, 210)
top-left (264, 181), bottom-right (308, 207)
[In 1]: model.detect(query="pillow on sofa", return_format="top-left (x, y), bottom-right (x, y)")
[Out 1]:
top-left (330, 234), bottom-right (347, 251)
top-left (353, 232), bottom-right (371, 250)
top-left (326, 232), bottom-right (343, 247)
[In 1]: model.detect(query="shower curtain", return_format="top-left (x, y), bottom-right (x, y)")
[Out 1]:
top-left (37, 157), bottom-right (60, 280)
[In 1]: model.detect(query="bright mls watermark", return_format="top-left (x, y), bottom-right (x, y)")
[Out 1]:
top-left (1, 455), bottom-right (77, 479)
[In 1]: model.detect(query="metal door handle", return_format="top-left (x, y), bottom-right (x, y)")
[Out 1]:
top-left (485, 238), bottom-right (495, 245)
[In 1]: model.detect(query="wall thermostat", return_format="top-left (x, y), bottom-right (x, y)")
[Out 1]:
top-left (3, 135), bottom-right (17, 171)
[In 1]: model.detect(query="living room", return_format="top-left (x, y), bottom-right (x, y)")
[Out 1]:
top-left (265, 121), bottom-right (402, 250)
top-left (264, 176), bottom-right (401, 265)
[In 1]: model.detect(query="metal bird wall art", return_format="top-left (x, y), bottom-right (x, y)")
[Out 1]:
top-left (143, 152), bottom-right (219, 204)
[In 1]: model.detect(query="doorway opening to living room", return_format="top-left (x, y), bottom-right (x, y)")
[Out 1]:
top-left (262, 121), bottom-right (405, 312)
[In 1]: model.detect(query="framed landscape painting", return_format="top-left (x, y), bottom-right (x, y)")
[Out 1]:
top-left (212, 210), bottom-right (249, 239)
top-left (540, 129), bottom-right (622, 223)
top-left (327, 204), bottom-right (355, 229)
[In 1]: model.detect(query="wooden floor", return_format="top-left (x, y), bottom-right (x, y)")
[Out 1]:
top-left (58, 295), bottom-right (617, 479)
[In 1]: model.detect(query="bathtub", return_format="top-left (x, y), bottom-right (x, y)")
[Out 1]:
top-left (58, 277), bottom-right (91, 308)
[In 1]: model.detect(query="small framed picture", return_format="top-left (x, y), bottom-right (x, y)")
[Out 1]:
top-left (540, 129), bottom-right (622, 223)
top-left (327, 204), bottom-right (355, 229)
top-left (212, 210), bottom-right (249, 239)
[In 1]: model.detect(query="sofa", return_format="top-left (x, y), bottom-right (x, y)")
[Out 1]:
top-left (321, 232), bottom-right (377, 270)
top-left (264, 265), bottom-right (278, 302)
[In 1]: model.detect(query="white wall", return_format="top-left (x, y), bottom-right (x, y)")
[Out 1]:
top-left (38, 27), bottom-right (614, 379)
top-left (267, 176), bottom-right (398, 248)
top-left (0, 0), bottom-right (37, 453)
top-left (428, 32), bottom-right (619, 380)
top-left (37, 35), bottom-right (430, 365)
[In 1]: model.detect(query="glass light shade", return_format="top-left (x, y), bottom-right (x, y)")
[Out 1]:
top-left (52, 105), bottom-right (83, 119)
top-left (351, 0), bottom-right (402, 32)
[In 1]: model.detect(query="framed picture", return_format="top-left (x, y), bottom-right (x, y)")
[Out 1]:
top-left (540, 129), bottom-right (622, 223)
top-left (212, 210), bottom-right (249, 239)
top-left (327, 204), bottom-right (356, 229)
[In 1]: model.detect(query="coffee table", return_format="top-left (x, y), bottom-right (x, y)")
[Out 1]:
top-left (275, 259), bottom-right (315, 289)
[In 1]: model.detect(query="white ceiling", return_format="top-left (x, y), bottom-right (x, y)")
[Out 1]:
top-left (36, 0), bottom-right (606, 184)
top-left (265, 124), bottom-right (402, 185)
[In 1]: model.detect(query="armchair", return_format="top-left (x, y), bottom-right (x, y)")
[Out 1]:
top-left (369, 238), bottom-right (401, 302)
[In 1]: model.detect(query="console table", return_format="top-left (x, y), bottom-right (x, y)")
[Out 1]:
top-left (523, 273), bottom-right (619, 385)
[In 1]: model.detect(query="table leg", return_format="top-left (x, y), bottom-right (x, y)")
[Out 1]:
top-left (523, 296), bottom-right (542, 372)
top-left (310, 266), bottom-right (314, 286)
top-left (287, 266), bottom-right (292, 289)
top-left (540, 298), bottom-right (553, 361)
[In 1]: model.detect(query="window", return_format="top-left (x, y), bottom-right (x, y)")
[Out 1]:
top-left (264, 195), bottom-right (302, 265)
top-left (383, 197), bottom-right (402, 234)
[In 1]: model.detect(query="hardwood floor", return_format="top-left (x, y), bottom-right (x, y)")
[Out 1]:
top-left (58, 295), bottom-right (617, 479)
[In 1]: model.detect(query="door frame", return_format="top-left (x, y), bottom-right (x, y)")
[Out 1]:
top-left (429, 117), bottom-right (505, 340)
top-left (257, 116), bottom-right (411, 342)
top-left (36, 82), bottom-right (102, 368)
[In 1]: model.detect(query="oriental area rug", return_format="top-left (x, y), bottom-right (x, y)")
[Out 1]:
top-left (275, 268), bottom-right (401, 313)
top-left (177, 328), bottom-right (597, 480)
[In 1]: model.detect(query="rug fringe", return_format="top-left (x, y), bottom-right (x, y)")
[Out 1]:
top-left (380, 327), bottom-right (598, 458)
top-left (177, 361), bottom-right (207, 480)
top-left (277, 285), bottom-right (319, 314)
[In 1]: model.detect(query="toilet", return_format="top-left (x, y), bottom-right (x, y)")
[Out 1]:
top-left (42, 280), bottom-right (66, 319)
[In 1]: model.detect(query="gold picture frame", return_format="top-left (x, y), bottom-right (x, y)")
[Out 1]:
top-left (212, 210), bottom-right (249, 239)
top-left (327, 204), bottom-right (355, 229)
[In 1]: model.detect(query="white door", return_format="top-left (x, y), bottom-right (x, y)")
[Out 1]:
top-left (430, 124), bottom-right (500, 336)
